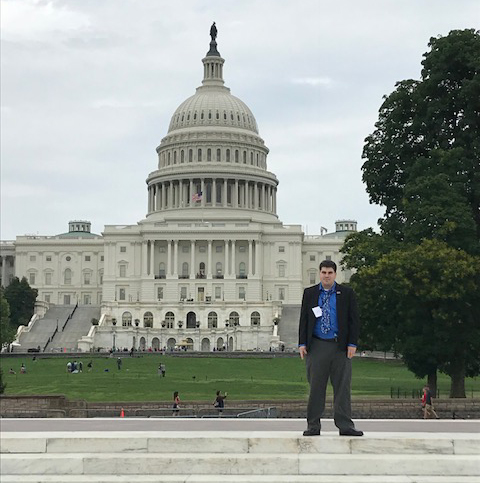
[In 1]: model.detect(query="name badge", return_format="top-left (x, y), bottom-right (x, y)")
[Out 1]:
top-left (312, 306), bottom-right (322, 318)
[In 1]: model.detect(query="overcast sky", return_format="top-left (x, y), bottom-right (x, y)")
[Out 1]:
top-left (1, 0), bottom-right (478, 240)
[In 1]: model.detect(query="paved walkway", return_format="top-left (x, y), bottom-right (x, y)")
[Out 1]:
top-left (2, 418), bottom-right (478, 433)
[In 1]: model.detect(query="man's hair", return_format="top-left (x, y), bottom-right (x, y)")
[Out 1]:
top-left (319, 260), bottom-right (337, 272)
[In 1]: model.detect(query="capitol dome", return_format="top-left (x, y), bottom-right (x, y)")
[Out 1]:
top-left (168, 90), bottom-right (259, 134)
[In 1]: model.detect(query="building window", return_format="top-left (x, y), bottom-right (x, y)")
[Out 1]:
top-left (215, 245), bottom-right (223, 253)
top-left (119, 288), bottom-right (126, 300)
top-left (251, 311), bottom-right (260, 326)
top-left (235, 150), bottom-right (239, 163)
top-left (44, 294), bottom-right (50, 304)
top-left (66, 256), bottom-right (71, 262)
top-left (279, 287), bottom-right (285, 301)
top-left (85, 256), bottom-right (91, 262)
top-left (159, 246), bottom-right (166, 253)
top-left (100, 256), bottom-right (104, 262)
top-left (207, 148), bottom-right (211, 161)
top-left (208, 311), bottom-right (218, 328)
top-left (238, 286), bottom-right (246, 300)
top-left (214, 286), bottom-right (221, 299)
top-left (64, 268), bottom-right (72, 285)
top-left (99, 271), bottom-right (103, 285)
top-left (309, 271), bottom-right (316, 284)
top-left (180, 287), bottom-right (187, 300)
top-left (46, 256), bottom-right (52, 262)
top-left (216, 262), bottom-right (223, 276)
top-left (326, 255), bottom-right (332, 261)
top-left (278, 264), bottom-right (286, 278)
top-left (122, 311), bottom-right (132, 327)
top-left (159, 263), bottom-right (166, 278)
top-left (199, 245), bottom-right (206, 253)
top-left (189, 149), bottom-right (193, 162)
top-left (144, 311), bottom-right (153, 328)
top-left (198, 149), bottom-right (202, 162)
top-left (120, 246), bottom-right (126, 253)
top-left (226, 149), bottom-right (230, 162)
top-left (182, 246), bottom-right (189, 253)
top-left (239, 245), bottom-right (246, 253)
top-left (238, 262), bottom-right (246, 277)
top-left (157, 287), bottom-right (164, 301)
top-left (83, 272), bottom-right (91, 285)
top-left (29, 272), bottom-right (36, 285)
top-left (309, 255), bottom-right (315, 261)
top-left (182, 262), bottom-right (189, 277)
top-left (30, 255), bottom-right (36, 262)
top-left (119, 264), bottom-right (126, 278)
top-left (83, 294), bottom-right (91, 305)
top-left (165, 311), bottom-right (175, 329)
top-left (229, 311), bottom-right (239, 326)
top-left (279, 246), bottom-right (285, 253)
top-left (180, 150), bottom-right (184, 163)
top-left (216, 148), bottom-right (221, 161)
top-left (45, 272), bottom-right (52, 285)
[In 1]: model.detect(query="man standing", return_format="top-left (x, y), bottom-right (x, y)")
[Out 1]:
top-left (298, 260), bottom-right (363, 436)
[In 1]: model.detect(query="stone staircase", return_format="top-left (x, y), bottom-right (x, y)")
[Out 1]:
top-left (1, 430), bottom-right (479, 482)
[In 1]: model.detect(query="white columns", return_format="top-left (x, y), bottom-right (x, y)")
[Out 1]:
top-left (273, 187), bottom-right (277, 213)
top-left (234, 180), bottom-right (238, 208)
top-left (168, 182), bottom-right (173, 208)
top-left (212, 179), bottom-right (217, 206)
top-left (1, 257), bottom-right (6, 286)
top-left (173, 240), bottom-right (178, 276)
top-left (167, 240), bottom-right (172, 276)
top-left (223, 180), bottom-right (228, 207)
top-left (207, 240), bottom-right (212, 278)
top-left (248, 240), bottom-right (253, 277)
top-left (189, 179), bottom-right (194, 206)
top-left (225, 240), bottom-right (230, 276)
top-left (190, 240), bottom-right (195, 278)
top-left (142, 241), bottom-right (148, 277)
top-left (149, 241), bottom-right (155, 276)
top-left (231, 240), bottom-right (236, 277)
top-left (255, 240), bottom-right (261, 276)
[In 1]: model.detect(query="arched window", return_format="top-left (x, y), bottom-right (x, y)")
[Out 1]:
top-left (143, 311), bottom-right (153, 328)
top-left (243, 151), bottom-right (247, 164)
top-left (251, 311), bottom-right (260, 326)
top-left (226, 149), bottom-right (230, 162)
top-left (165, 311), bottom-right (175, 329)
top-left (167, 152), bottom-right (171, 165)
top-left (216, 148), bottom-right (221, 162)
top-left (180, 150), bottom-right (184, 163)
top-left (239, 262), bottom-right (246, 277)
top-left (64, 268), bottom-right (72, 285)
top-left (229, 311), bottom-right (239, 326)
top-left (159, 262), bottom-right (166, 278)
top-left (235, 150), bottom-right (239, 163)
top-left (198, 148), bottom-right (202, 162)
top-left (182, 262), bottom-right (189, 277)
top-left (189, 149), bottom-right (193, 162)
top-left (216, 262), bottom-right (223, 277)
top-left (173, 151), bottom-right (177, 164)
top-left (207, 148), bottom-right (211, 161)
top-left (122, 311), bottom-right (132, 327)
top-left (208, 311), bottom-right (218, 328)
top-left (199, 262), bottom-right (205, 278)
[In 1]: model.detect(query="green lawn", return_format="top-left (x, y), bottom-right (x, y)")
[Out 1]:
top-left (1, 355), bottom-right (478, 402)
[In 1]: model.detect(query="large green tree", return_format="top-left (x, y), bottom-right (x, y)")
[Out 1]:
top-left (342, 29), bottom-right (480, 397)
top-left (0, 288), bottom-right (16, 349)
top-left (4, 277), bottom-right (38, 328)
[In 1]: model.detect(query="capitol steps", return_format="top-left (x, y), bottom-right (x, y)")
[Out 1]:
top-left (1, 431), bottom-right (479, 482)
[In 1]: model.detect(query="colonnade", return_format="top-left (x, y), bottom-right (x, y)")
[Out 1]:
top-left (147, 178), bottom-right (277, 214)
top-left (141, 239), bottom-right (262, 279)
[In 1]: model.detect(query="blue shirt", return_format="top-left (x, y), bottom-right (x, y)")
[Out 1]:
top-left (313, 282), bottom-right (338, 340)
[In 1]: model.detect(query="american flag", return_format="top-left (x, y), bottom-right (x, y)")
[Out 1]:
top-left (192, 191), bottom-right (202, 202)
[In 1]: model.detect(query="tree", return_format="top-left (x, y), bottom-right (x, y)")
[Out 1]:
top-left (362, 29), bottom-right (480, 254)
top-left (0, 288), bottom-right (16, 349)
top-left (4, 277), bottom-right (38, 328)
top-left (343, 29), bottom-right (480, 396)
top-left (347, 240), bottom-right (480, 397)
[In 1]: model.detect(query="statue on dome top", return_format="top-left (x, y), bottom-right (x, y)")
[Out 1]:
top-left (210, 22), bottom-right (217, 42)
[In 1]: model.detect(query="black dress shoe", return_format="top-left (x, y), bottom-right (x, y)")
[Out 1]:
top-left (339, 428), bottom-right (363, 436)
top-left (303, 428), bottom-right (320, 436)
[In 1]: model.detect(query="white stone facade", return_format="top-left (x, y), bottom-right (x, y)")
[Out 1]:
top-left (3, 37), bottom-right (356, 351)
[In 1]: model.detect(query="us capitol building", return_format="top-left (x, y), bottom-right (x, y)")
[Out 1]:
top-left (1, 28), bottom-right (356, 352)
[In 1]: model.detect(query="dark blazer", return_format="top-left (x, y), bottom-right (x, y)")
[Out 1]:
top-left (298, 283), bottom-right (360, 351)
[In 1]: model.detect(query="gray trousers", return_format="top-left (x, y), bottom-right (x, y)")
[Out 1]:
top-left (305, 337), bottom-right (355, 432)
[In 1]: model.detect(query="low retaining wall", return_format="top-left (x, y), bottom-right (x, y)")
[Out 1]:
top-left (1, 395), bottom-right (479, 419)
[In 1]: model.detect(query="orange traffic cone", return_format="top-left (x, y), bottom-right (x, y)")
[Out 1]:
top-left (120, 408), bottom-right (125, 418)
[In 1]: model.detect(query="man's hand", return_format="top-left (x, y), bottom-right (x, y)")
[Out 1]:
top-left (299, 346), bottom-right (308, 360)
top-left (347, 346), bottom-right (357, 359)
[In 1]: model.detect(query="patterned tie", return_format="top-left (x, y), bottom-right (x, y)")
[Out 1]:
top-left (319, 286), bottom-right (335, 334)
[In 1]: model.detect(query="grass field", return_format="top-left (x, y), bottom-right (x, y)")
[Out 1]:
top-left (1, 354), bottom-right (479, 402)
